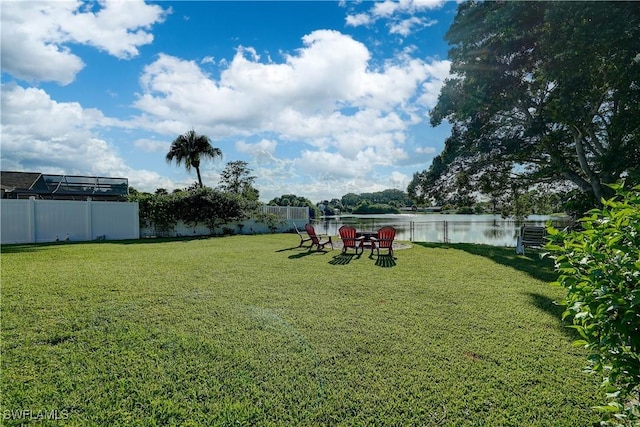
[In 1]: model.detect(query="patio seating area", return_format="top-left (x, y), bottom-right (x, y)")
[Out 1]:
top-left (303, 223), bottom-right (405, 257)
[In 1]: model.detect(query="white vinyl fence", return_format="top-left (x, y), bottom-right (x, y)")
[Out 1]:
top-left (260, 205), bottom-right (309, 221)
top-left (1, 198), bottom-right (139, 244)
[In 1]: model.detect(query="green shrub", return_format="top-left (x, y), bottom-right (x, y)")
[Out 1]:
top-left (132, 187), bottom-right (255, 235)
top-left (546, 183), bottom-right (640, 425)
top-left (181, 187), bottom-right (253, 232)
top-left (135, 192), bottom-right (180, 233)
top-left (253, 212), bottom-right (282, 233)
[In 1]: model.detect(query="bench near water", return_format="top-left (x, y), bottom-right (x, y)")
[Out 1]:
top-left (516, 226), bottom-right (547, 255)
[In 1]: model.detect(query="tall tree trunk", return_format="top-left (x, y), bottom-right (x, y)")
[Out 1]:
top-left (573, 129), bottom-right (604, 202)
top-left (195, 167), bottom-right (203, 188)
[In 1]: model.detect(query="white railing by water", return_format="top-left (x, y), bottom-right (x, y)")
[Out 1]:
top-left (311, 214), bottom-right (573, 247)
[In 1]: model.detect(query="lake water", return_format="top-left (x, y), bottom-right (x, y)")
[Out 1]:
top-left (310, 214), bottom-right (572, 247)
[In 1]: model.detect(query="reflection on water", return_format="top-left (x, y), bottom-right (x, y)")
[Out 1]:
top-left (483, 225), bottom-right (508, 241)
top-left (311, 214), bottom-right (572, 247)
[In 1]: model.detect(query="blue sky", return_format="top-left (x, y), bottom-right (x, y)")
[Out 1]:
top-left (1, 0), bottom-right (456, 203)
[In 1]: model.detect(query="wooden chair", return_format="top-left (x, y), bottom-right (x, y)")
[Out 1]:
top-left (370, 226), bottom-right (396, 257)
top-left (293, 222), bottom-right (312, 247)
top-left (516, 225), bottom-right (547, 255)
top-left (305, 224), bottom-right (333, 251)
top-left (338, 225), bottom-right (364, 254)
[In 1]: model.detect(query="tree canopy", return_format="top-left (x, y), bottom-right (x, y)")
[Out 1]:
top-left (409, 1), bottom-right (640, 212)
top-left (217, 160), bottom-right (259, 201)
top-left (267, 194), bottom-right (310, 208)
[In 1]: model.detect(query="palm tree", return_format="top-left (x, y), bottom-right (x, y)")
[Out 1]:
top-left (166, 130), bottom-right (222, 188)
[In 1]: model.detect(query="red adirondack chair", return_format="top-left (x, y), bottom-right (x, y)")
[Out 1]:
top-left (338, 225), bottom-right (364, 254)
top-left (305, 224), bottom-right (333, 251)
top-left (293, 222), bottom-right (312, 247)
top-left (370, 226), bottom-right (396, 257)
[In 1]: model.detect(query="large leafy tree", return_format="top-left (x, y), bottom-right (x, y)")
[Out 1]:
top-left (409, 1), bottom-right (640, 211)
top-left (166, 130), bottom-right (223, 188)
top-left (217, 160), bottom-right (259, 201)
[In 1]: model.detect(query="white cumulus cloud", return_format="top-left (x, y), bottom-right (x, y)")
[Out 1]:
top-left (346, 0), bottom-right (445, 37)
top-left (0, 0), bottom-right (169, 85)
top-left (0, 84), bottom-right (171, 191)
top-left (132, 30), bottom-right (449, 170)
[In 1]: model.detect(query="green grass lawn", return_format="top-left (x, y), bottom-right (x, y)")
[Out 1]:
top-left (1, 235), bottom-right (601, 426)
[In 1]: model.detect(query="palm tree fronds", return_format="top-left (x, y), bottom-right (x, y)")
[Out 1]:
top-left (166, 130), bottom-right (223, 187)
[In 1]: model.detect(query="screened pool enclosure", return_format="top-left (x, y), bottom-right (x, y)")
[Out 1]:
top-left (1, 171), bottom-right (128, 201)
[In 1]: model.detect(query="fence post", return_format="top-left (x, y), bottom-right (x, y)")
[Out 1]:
top-left (28, 197), bottom-right (36, 243)
top-left (133, 202), bottom-right (140, 239)
top-left (86, 198), bottom-right (93, 240)
top-left (443, 221), bottom-right (449, 243)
